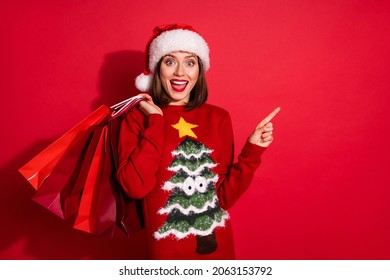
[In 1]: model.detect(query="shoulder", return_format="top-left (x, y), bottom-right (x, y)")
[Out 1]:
top-left (123, 106), bottom-right (145, 120)
top-left (121, 106), bottom-right (148, 129)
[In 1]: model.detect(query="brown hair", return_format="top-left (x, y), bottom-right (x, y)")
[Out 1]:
top-left (150, 56), bottom-right (208, 111)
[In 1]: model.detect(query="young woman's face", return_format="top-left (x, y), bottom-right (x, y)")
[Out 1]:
top-left (159, 51), bottom-right (199, 105)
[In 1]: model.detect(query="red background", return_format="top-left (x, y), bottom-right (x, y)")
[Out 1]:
top-left (1, 0), bottom-right (390, 259)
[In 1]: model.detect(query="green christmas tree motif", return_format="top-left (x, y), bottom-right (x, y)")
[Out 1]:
top-left (154, 137), bottom-right (229, 254)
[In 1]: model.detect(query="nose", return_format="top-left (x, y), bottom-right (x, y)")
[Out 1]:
top-left (174, 63), bottom-right (184, 76)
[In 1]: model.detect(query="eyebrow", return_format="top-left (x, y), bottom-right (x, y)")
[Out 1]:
top-left (164, 53), bottom-right (197, 59)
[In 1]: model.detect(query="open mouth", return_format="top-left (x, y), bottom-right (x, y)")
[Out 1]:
top-left (170, 79), bottom-right (188, 92)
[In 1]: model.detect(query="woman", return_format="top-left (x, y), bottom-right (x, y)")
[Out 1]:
top-left (117, 24), bottom-right (280, 259)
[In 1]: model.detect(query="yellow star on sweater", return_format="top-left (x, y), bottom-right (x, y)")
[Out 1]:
top-left (172, 117), bottom-right (198, 138)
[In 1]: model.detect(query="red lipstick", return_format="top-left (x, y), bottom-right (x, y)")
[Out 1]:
top-left (170, 79), bottom-right (188, 92)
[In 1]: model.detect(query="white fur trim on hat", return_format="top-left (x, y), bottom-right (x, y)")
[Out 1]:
top-left (135, 73), bottom-right (153, 92)
top-left (148, 29), bottom-right (210, 73)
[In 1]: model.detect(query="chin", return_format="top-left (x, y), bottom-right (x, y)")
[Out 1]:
top-left (168, 92), bottom-right (190, 104)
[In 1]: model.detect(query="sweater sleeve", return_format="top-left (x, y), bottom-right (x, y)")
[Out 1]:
top-left (215, 113), bottom-right (266, 210)
top-left (116, 109), bottom-right (164, 199)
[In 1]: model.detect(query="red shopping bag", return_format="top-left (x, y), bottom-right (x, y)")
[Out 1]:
top-left (108, 117), bottom-right (145, 234)
top-left (19, 105), bottom-right (111, 190)
top-left (32, 126), bottom-right (96, 219)
top-left (71, 117), bottom-right (145, 236)
top-left (72, 125), bottom-right (114, 234)
top-left (18, 95), bottom-right (145, 236)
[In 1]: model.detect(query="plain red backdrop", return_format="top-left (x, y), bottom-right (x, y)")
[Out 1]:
top-left (1, 0), bottom-right (390, 259)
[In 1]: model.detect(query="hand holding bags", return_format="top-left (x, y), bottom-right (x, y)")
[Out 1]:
top-left (18, 95), bottom-right (145, 237)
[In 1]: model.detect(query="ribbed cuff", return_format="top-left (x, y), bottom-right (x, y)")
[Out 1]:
top-left (240, 140), bottom-right (267, 164)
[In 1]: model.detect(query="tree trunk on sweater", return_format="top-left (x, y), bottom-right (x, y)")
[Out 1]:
top-left (196, 231), bottom-right (217, 254)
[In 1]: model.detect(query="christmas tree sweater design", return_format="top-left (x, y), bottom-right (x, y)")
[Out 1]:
top-left (116, 104), bottom-right (266, 259)
top-left (154, 135), bottom-right (229, 254)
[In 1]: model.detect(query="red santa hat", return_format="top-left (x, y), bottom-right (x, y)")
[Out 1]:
top-left (135, 24), bottom-right (210, 92)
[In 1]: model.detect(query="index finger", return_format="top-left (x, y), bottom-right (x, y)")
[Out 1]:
top-left (259, 107), bottom-right (281, 127)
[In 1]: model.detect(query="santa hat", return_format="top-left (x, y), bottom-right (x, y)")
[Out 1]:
top-left (135, 24), bottom-right (210, 92)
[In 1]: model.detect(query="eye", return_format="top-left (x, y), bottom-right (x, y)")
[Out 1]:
top-left (165, 59), bottom-right (175, 66)
top-left (195, 176), bottom-right (207, 193)
top-left (183, 177), bottom-right (196, 196)
top-left (185, 60), bottom-right (195, 67)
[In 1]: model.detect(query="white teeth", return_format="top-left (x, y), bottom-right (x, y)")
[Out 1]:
top-left (171, 80), bottom-right (188, 85)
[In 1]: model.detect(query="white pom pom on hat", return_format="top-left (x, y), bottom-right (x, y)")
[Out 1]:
top-left (135, 72), bottom-right (154, 92)
top-left (135, 24), bottom-right (210, 92)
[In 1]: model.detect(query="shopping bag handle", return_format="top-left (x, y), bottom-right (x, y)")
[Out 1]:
top-left (110, 95), bottom-right (146, 119)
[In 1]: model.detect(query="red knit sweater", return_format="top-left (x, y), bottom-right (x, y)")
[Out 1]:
top-left (117, 103), bottom-right (265, 259)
